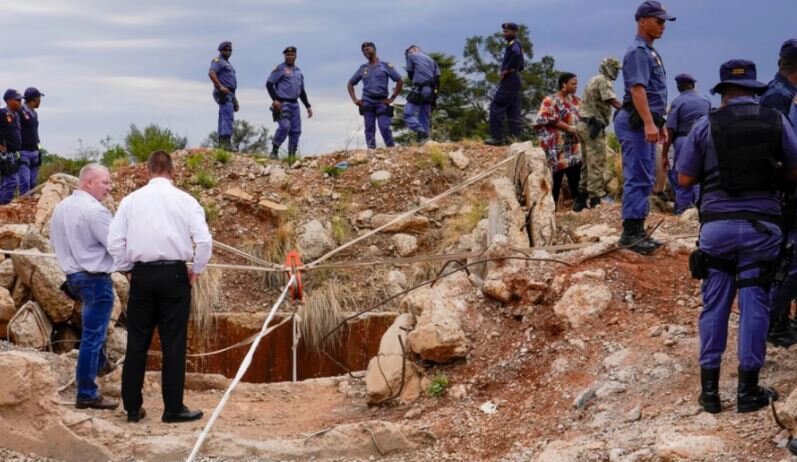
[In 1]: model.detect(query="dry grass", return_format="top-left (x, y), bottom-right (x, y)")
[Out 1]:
top-left (407, 261), bottom-right (442, 288)
top-left (438, 199), bottom-right (488, 250)
top-left (190, 266), bottom-right (222, 348)
top-left (298, 283), bottom-right (346, 352)
top-left (241, 223), bottom-right (296, 290)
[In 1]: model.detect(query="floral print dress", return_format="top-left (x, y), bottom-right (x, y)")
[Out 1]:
top-left (535, 94), bottom-right (582, 172)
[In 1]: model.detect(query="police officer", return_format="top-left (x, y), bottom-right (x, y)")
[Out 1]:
top-left (760, 39), bottom-right (797, 115)
top-left (0, 89), bottom-right (23, 205)
top-left (485, 23), bottom-right (524, 146)
top-left (208, 41), bottom-right (238, 151)
top-left (615, 1), bottom-right (675, 254)
top-left (404, 45), bottom-right (440, 143)
top-left (347, 42), bottom-right (403, 149)
top-left (267, 47), bottom-right (313, 159)
top-left (573, 57), bottom-right (622, 212)
top-left (662, 74), bottom-right (710, 215)
top-left (677, 59), bottom-right (797, 414)
top-left (19, 87), bottom-right (44, 194)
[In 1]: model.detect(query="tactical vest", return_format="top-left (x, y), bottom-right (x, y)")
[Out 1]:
top-left (703, 103), bottom-right (783, 196)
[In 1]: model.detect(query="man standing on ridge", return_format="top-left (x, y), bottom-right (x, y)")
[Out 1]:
top-left (0, 89), bottom-right (23, 205)
top-left (209, 41), bottom-right (238, 151)
top-left (404, 45), bottom-right (440, 143)
top-left (267, 46), bottom-right (313, 159)
top-left (485, 22), bottom-right (524, 146)
top-left (19, 87), bottom-right (44, 194)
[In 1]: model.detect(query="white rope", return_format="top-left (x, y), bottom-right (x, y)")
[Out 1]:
top-left (186, 274), bottom-right (296, 462)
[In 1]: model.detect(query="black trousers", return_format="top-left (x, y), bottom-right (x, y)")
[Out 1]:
top-left (122, 262), bottom-right (191, 414)
top-left (552, 164), bottom-right (582, 206)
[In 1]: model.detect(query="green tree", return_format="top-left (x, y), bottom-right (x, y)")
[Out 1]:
top-left (124, 124), bottom-right (188, 163)
top-left (203, 119), bottom-right (270, 154)
top-left (99, 136), bottom-right (129, 167)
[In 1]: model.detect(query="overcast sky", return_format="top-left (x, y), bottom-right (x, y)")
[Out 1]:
top-left (2, 0), bottom-right (794, 156)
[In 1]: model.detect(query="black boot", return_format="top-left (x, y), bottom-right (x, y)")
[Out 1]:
top-left (768, 313), bottom-right (797, 348)
top-left (270, 144), bottom-right (279, 160)
top-left (572, 191), bottom-right (588, 212)
top-left (219, 135), bottom-right (232, 151)
top-left (737, 368), bottom-right (778, 413)
top-left (484, 138), bottom-right (506, 146)
top-left (618, 219), bottom-right (657, 255)
top-left (589, 196), bottom-right (602, 208)
top-left (698, 367), bottom-right (721, 414)
top-left (288, 147), bottom-right (297, 157)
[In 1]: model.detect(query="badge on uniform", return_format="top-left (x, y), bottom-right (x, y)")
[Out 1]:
top-left (285, 69), bottom-right (292, 75)
top-left (5, 114), bottom-right (11, 124)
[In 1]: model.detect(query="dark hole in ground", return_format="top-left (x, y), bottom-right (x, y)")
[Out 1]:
top-left (147, 312), bottom-right (396, 383)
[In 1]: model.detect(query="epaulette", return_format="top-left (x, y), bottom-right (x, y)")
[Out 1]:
top-left (213, 58), bottom-right (219, 62)
top-left (387, 63), bottom-right (394, 68)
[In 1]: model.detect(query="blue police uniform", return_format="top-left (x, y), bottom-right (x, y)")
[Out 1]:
top-left (403, 49), bottom-right (440, 139)
top-left (761, 73), bottom-right (797, 115)
top-left (488, 37), bottom-right (524, 142)
top-left (0, 107), bottom-right (22, 205)
top-left (267, 62), bottom-right (310, 154)
top-left (666, 89), bottom-right (711, 213)
top-left (349, 61), bottom-right (402, 149)
top-left (210, 54), bottom-right (237, 138)
top-left (19, 104), bottom-right (41, 194)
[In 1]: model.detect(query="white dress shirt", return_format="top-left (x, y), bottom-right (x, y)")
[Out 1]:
top-left (107, 178), bottom-right (212, 273)
top-left (50, 190), bottom-right (116, 274)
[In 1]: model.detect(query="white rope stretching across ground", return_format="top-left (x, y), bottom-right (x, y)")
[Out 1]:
top-left (185, 274), bottom-right (296, 462)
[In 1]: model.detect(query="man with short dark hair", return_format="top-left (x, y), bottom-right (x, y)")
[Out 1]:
top-left (485, 22), bottom-right (524, 146)
top-left (267, 46), bottom-right (312, 159)
top-left (761, 39), bottom-right (797, 115)
top-left (208, 41), bottom-right (238, 151)
top-left (404, 45), bottom-right (440, 142)
top-left (677, 59), bottom-right (797, 414)
top-left (0, 89), bottom-right (23, 205)
top-left (108, 150), bottom-right (212, 423)
top-left (51, 163), bottom-right (118, 411)
top-left (19, 87), bottom-right (44, 194)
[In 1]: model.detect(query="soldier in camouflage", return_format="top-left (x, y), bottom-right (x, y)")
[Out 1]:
top-left (573, 57), bottom-right (623, 211)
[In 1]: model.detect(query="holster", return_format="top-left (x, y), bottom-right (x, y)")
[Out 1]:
top-left (624, 103), bottom-right (666, 131)
top-left (584, 117), bottom-right (606, 139)
top-left (31, 151), bottom-right (42, 168)
top-left (213, 90), bottom-right (230, 105)
top-left (270, 106), bottom-right (281, 122)
top-left (407, 86), bottom-right (425, 105)
top-left (0, 152), bottom-right (19, 176)
top-left (689, 248), bottom-right (736, 280)
top-left (773, 241), bottom-right (795, 287)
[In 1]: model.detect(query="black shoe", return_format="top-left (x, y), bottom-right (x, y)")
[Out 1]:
top-left (737, 368), bottom-right (778, 413)
top-left (162, 405), bottom-right (203, 423)
top-left (415, 131), bottom-right (429, 143)
top-left (589, 197), bottom-right (602, 208)
top-left (127, 407), bottom-right (146, 423)
top-left (76, 395), bottom-right (119, 410)
top-left (270, 145), bottom-right (279, 160)
top-left (572, 191), bottom-right (588, 212)
top-left (618, 219), bottom-right (657, 255)
top-left (698, 367), bottom-right (721, 414)
top-left (484, 138), bottom-right (506, 146)
top-left (219, 136), bottom-right (232, 151)
top-left (768, 317), bottom-right (797, 348)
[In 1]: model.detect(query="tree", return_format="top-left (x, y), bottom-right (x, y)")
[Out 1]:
top-left (124, 124), bottom-right (188, 163)
top-left (203, 120), bottom-right (271, 154)
top-left (99, 136), bottom-right (130, 168)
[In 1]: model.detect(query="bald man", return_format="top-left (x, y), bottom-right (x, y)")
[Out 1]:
top-left (51, 164), bottom-right (119, 411)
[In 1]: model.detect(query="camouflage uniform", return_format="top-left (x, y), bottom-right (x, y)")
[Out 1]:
top-left (576, 58), bottom-right (621, 200)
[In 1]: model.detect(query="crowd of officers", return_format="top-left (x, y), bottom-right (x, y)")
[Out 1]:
top-left (0, 88), bottom-right (44, 205)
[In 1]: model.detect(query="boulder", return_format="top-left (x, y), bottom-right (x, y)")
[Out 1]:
top-left (268, 167), bottom-right (287, 186)
top-left (488, 177), bottom-right (528, 248)
top-left (355, 209), bottom-right (374, 227)
top-left (481, 234), bottom-right (536, 304)
top-left (774, 387), bottom-right (797, 433)
top-left (223, 186), bottom-right (255, 203)
top-left (385, 270), bottom-right (407, 297)
top-left (8, 301), bottom-right (52, 349)
top-left (33, 174), bottom-right (78, 236)
top-left (392, 233), bottom-right (418, 257)
top-left (400, 270), bottom-right (472, 316)
top-left (365, 314), bottom-right (420, 404)
top-left (105, 325), bottom-right (127, 363)
top-left (0, 287), bottom-right (14, 322)
top-left (509, 142), bottom-right (556, 247)
top-left (10, 278), bottom-right (29, 307)
top-left (348, 150), bottom-right (369, 165)
top-left (371, 214), bottom-right (430, 234)
top-left (449, 149), bottom-right (470, 169)
top-left (0, 258), bottom-right (15, 289)
top-left (297, 220), bottom-right (335, 261)
top-left (369, 170), bottom-right (392, 184)
top-left (656, 432), bottom-right (725, 459)
top-left (407, 297), bottom-right (469, 363)
top-left (52, 324), bottom-right (81, 354)
top-left (553, 283), bottom-right (613, 328)
top-left (0, 224), bottom-right (52, 253)
top-left (11, 251), bottom-right (75, 323)
top-left (111, 272), bottom-right (129, 309)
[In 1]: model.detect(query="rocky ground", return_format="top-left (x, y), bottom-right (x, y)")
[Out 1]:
top-left (1, 142), bottom-right (797, 461)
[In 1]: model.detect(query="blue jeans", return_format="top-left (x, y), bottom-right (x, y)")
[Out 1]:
top-left (615, 109), bottom-right (656, 220)
top-left (698, 220), bottom-right (781, 370)
top-left (67, 272), bottom-right (114, 401)
top-left (272, 101), bottom-right (302, 151)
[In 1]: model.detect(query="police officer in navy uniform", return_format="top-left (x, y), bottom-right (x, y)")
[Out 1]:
top-left (677, 59), bottom-right (797, 414)
top-left (615, 1), bottom-right (675, 254)
top-left (347, 42), bottom-right (404, 149)
top-left (267, 46), bottom-right (313, 159)
top-left (404, 45), bottom-right (440, 142)
top-left (760, 39), bottom-right (797, 115)
top-left (662, 74), bottom-right (710, 214)
top-left (19, 87), bottom-right (44, 194)
top-left (485, 22), bottom-right (525, 146)
top-left (208, 41), bottom-right (238, 151)
top-left (0, 89), bottom-right (23, 205)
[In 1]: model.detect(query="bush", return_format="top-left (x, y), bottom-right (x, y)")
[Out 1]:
top-left (322, 165), bottom-right (342, 177)
top-left (186, 153), bottom-right (205, 171)
top-left (37, 148), bottom-right (93, 180)
top-left (195, 171), bottom-right (217, 189)
top-left (125, 124), bottom-right (187, 163)
top-left (213, 149), bottom-right (232, 165)
top-left (428, 374), bottom-right (449, 398)
top-left (99, 136), bottom-right (129, 168)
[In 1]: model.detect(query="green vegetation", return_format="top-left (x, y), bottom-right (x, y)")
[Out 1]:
top-left (428, 145), bottom-right (447, 169)
top-left (203, 119), bottom-right (270, 154)
top-left (99, 136), bottom-right (129, 168)
top-left (283, 154), bottom-right (299, 167)
top-left (186, 152), bottom-right (205, 171)
top-left (195, 171), bottom-right (217, 189)
top-left (202, 202), bottom-right (219, 223)
top-left (125, 124), bottom-right (187, 163)
top-left (428, 374), bottom-right (449, 398)
top-left (322, 165), bottom-right (342, 177)
top-left (330, 215), bottom-right (351, 244)
top-left (213, 149), bottom-right (232, 165)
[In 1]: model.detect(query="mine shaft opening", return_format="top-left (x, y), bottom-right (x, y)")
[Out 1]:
top-left (146, 312), bottom-right (396, 383)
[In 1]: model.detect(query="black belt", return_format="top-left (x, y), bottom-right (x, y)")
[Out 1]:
top-left (134, 260), bottom-right (184, 267)
top-left (69, 271), bottom-right (110, 277)
top-left (363, 92), bottom-right (388, 100)
top-left (277, 98), bottom-right (298, 103)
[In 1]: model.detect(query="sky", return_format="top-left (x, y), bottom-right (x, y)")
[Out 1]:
top-left (1, 0), bottom-right (794, 157)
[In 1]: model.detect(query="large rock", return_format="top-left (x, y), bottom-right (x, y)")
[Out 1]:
top-left (369, 170), bottom-right (392, 184)
top-left (11, 278), bottom-right (29, 307)
top-left (0, 224), bottom-right (52, 253)
top-left (8, 301), bottom-right (52, 348)
top-left (400, 270), bottom-right (472, 315)
top-left (449, 149), bottom-right (470, 170)
top-left (392, 233), bottom-right (418, 257)
top-left (0, 287), bottom-right (14, 322)
top-left (297, 220), bottom-right (335, 261)
top-left (111, 272), bottom-right (129, 309)
top-left (481, 234), bottom-right (533, 303)
top-left (509, 142), bottom-right (556, 246)
top-left (105, 325), bottom-right (127, 363)
top-left (0, 258), bottom-right (15, 290)
top-left (488, 177), bottom-right (528, 248)
top-left (656, 432), bottom-right (725, 459)
top-left (371, 214), bottom-right (430, 234)
top-left (32, 174), bottom-right (78, 236)
top-left (553, 283), bottom-right (613, 328)
top-left (385, 270), bottom-right (407, 297)
top-left (407, 297), bottom-right (469, 363)
top-left (774, 387), bottom-right (797, 434)
top-left (365, 314), bottom-right (420, 404)
top-left (11, 251), bottom-right (75, 323)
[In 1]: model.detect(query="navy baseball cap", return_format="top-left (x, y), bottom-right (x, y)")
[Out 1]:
top-left (780, 39), bottom-right (797, 59)
top-left (283, 46), bottom-right (297, 54)
top-left (675, 73), bottom-right (696, 84)
top-left (710, 59), bottom-right (768, 95)
top-left (502, 22), bottom-right (519, 31)
top-left (361, 41), bottom-right (376, 51)
top-left (634, 1), bottom-right (676, 21)
top-left (3, 89), bottom-right (22, 101)
top-left (23, 87), bottom-right (44, 99)
top-left (217, 41), bottom-right (232, 51)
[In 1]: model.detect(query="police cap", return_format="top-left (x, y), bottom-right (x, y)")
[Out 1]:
top-left (283, 46), bottom-right (297, 54)
top-left (501, 22), bottom-right (519, 31)
top-left (3, 89), bottom-right (22, 101)
top-left (634, 1), bottom-right (676, 21)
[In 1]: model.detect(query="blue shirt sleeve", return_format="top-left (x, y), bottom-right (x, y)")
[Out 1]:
top-left (385, 63), bottom-right (402, 82)
top-left (675, 116), bottom-right (708, 177)
top-left (210, 59), bottom-right (224, 73)
top-left (790, 101), bottom-right (797, 130)
top-left (623, 47), bottom-right (651, 88)
top-left (666, 99), bottom-right (680, 130)
top-left (781, 113), bottom-right (797, 170)
top-left (406, 56), bottom-right (415, 73)
top-left (349, 67), bottom-right (363, 86)
top-left (266, 66), bottom-right (283, 85)
top-left (761, 92), bottom-right (792, 115)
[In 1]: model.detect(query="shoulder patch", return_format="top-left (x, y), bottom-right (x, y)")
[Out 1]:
top-left (387, 63), bottom-right (394, 68)
top-left (273, 65), bottom-right (280, 72)
top-left (213, 58), bottom-right (219, 62)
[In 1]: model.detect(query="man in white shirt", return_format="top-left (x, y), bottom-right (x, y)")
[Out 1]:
top-left (108, 150), bottom-right (212, 423)
top-left (50, 163), bottom-right (119, 410)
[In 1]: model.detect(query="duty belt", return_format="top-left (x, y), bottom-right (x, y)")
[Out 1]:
top-left (699, 211), bottom-right (781, 225)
